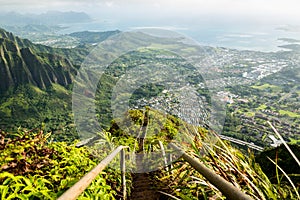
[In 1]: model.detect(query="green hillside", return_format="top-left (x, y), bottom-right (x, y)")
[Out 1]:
top-left (0, 27), bottom-right (299, 199)
top-left (1, 109), bottom-right (299, 199)
top-left (0, 28), bottom-right (84, 141)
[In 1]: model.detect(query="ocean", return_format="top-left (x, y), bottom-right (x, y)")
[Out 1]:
top-left (58, 19), bottom-right (300, 53)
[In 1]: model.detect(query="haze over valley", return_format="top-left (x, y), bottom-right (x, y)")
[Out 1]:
top-left (0, 1), bottom-right (299, 199)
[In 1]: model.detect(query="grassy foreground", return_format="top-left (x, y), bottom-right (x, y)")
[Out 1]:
top-left (0, 109), bottom-right (299, 199)
top-left (0, 130), bottom-right (124, 200)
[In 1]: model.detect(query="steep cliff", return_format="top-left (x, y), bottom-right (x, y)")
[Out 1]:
top-left (0, 28), bottom-right (76, 93)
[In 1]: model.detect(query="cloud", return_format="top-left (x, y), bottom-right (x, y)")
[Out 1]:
top-left (105, 1), bottom-right (114, 7)
top-left (0, 0), bottom-right (299, 23)
top-left (0, 0), bottom-right (104, 13)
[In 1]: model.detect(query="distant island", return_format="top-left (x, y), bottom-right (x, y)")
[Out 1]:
top-left (0, 11), bottom-right (91, 26)
top-left (278, 38), bottom-right (300, 43)
top-left (278, 44), bottom-right (300, 51)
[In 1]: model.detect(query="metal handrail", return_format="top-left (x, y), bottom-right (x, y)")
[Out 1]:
top-left (169, 143), bottom-right (253, 200)
top-left (57, 141), bottom-right (253, 200)
top-left (57, 145), bottom-right (129, 200)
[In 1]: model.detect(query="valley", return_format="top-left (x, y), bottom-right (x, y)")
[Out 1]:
top-left (0, 27), bottom-right (299, 146)
top-left (0, 25), bottom-right (299, 199)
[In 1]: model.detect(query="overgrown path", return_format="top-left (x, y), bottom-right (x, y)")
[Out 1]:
top-left (130, 109), bottom-right (161, 200)
top-left (129, 154), bottom-right (160, 200)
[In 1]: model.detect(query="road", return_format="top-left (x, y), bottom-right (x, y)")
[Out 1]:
top-left (218, 134), bottom-right (264, 151)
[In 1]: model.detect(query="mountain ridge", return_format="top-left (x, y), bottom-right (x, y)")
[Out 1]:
top-left (0, 28), bottom-right (76, 94)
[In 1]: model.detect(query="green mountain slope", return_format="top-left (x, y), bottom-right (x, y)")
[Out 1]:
top-left (0, 37), bottom-right (74, 93)
top-left (69, 30), bottom-right (121, 44)
top-left (0, 27), bottom-right (90, 64)
top-left (0, 28), bottom-right (85, 140)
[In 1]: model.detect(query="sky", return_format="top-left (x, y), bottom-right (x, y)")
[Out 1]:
top-left (1, 0), bottom-right (300, 51)
top-left (1, 0), bottom-right (300, 25)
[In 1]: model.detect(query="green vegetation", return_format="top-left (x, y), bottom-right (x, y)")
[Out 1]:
top-left (225, 64), bottom-right (300, 146)
top-left (0, 129), bottom-right (126, 199)
top-left (244, 111), bottom-right (255, 117)
top-left (256, 144), bottom-right (300, 184)
top-left (279, 110), bottom-right (300, 118)
top-left (69, 30), bottom-right (121, 45)
top-left (1, 108), bottom-right (299, 199)
top-left (154, 135), bottom-right (299, 199)
top-left (256, 104), bottom-right (268, 110)
top-left (102, 109), bottom-right (300, 199)
top-left (0, 27), bottom-right (299, 199)
top-left (94, 48), bottom-right (206, 129)
top-left (0, 85), bottom-right (77, 142)
top-left (251, 83), bottom-right (281, 91)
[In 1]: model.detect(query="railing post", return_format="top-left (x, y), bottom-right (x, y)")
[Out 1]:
top-left (168, 153), bottom-right (173, 172)
top-left (57, 146), bottom-right (126, 200)
top-left (120, 148), bottom-right (126, 199)
top-left (158, 141), bottom-right (168, 171)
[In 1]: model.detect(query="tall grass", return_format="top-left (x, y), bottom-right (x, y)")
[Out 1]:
top-left (152, 123), bottom-right (300, 199)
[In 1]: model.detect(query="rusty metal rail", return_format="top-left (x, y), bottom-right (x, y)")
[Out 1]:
top-left (57, 139), bottom-right (253, 200)
top-left (169, 143), bottom-right (253, 200)
top-left (57, 145), bottom-right (129, 200)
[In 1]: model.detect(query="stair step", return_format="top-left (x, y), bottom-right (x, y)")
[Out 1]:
top-left (133, 183), bottom-right (152, 187)
top-left (132, 187), bottom-right (155, 192)
top-left (132, 182), bottom-right (151, 185)
top-left (133, 175), bottom-right (149, 180)
top-left (131, 190), bottom-right (157, 195)
top-left (130, 193), bottom-right (159, 200)
top-left (130, 171), bottom-right (160, 200)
